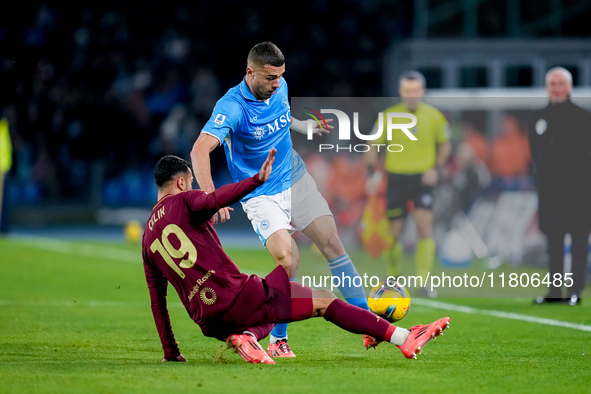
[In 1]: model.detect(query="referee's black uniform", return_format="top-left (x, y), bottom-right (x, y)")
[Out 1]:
top-left (529, 98), bottom-right (591, 304)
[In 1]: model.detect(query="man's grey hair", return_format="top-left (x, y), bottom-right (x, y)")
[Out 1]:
top-left (399, 70), bottom-right (426, 89)
top-left (545, 67), bottom-right (573, 85)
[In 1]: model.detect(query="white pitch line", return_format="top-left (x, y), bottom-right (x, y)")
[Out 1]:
top-left (414, 298), bottom-right (591, 332)
top-left (7, 236), bottom-right (141, 264)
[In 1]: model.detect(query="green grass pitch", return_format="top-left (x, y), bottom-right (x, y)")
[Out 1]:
top-left (1, 236), bottom-right (590, 393)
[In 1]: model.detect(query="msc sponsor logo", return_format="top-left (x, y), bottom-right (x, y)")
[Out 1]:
top-left (265, 110), bottom-right (291, 134)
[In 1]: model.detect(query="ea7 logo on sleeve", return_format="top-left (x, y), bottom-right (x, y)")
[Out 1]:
top-left (214, 114), bottom-right (226, 126)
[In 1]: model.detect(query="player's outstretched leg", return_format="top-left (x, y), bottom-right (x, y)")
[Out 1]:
top-left (310, 291), bottom-right (450, 359)
top-left (226, 333), bottom-right (275, 364)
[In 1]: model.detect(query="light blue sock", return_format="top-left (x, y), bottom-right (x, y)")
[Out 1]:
top-left (270, 323), bottom-right (288, 342)
top-left (270, 278), bottom-right (294, 341)
top-left (327, 254), bottom-right (370, 310)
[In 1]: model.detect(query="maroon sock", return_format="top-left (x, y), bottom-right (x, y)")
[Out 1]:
top-left (244, 323), bottom-right (275, 341)
top-left (323, 299), bottom-right (396, 342)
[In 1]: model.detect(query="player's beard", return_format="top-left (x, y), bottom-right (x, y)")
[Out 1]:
top-left (254, 85), bottom-right (273, 100)
top-left (262, 87), bottom-right (275, 100)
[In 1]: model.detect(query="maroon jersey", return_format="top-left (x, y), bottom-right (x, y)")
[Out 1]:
top-left (142, 174), bottom-right (264, 358)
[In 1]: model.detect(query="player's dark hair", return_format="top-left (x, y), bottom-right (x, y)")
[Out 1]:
top-left (247, 41), bottom-right (285, 68)
top-left (154, 155), bottom-right (191, 188)
top-left (399, 70), bottom-right (426, 89)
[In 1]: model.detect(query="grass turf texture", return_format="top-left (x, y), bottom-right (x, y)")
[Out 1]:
top-left (1, 236), bottom-right (590, 393)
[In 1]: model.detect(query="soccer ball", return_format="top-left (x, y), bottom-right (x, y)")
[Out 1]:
top-left (368, 280), bottom-right (411, 322)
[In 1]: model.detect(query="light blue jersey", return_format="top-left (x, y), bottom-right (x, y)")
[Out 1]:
top-left (202, 77), bottom-right (306, 201)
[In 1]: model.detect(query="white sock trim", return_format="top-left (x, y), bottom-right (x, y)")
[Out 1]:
top-left (269, 334), bottom-right (288, 344)
top-left (390, 327), bottom-right (410, 346)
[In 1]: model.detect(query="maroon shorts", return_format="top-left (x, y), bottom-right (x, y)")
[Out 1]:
top-left (202, 266), bottom-right (313, 341)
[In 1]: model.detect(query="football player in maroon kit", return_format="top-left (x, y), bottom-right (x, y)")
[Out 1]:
top-left (142, 148), bottom-right (450, 364)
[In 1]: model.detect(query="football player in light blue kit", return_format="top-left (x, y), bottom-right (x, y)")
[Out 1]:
top-left (191, 42), bottom-right (378, 358)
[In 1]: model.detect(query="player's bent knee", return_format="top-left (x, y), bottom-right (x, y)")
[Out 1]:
top-left (274, 256), bottom-right (292, 275)
top-left (311, 289), bottom-right (337, 317)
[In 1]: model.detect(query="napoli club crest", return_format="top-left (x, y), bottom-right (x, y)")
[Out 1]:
top-left (261, 219), bottom-right (270, 231)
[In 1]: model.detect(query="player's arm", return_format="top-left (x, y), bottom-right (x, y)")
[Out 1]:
top-left (436, 141), bottom-right (451, 168)
top-left (423, 115), bottom-right (452, 186)
top-left (422, 141), bottom-right (451, 186)
top-left (290, 117), bottom-right (333, 136)
top-left (143, 260), bottom-right (186, 362)
top-left (191, 133), bottom-right (219, 194)
top-left (190, 132), bottom-right (235, 223)
top-left (436, 118), bottom-right (452, 168)
top-left (187, 148), bottom-right (276, 219)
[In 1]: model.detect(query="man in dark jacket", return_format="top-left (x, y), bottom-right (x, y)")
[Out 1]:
top-left (529, 67), bottom-right (591, 306)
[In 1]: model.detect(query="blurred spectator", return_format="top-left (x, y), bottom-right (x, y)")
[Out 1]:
top-left (324, 155), bottom-right (367, 227)
top-left (22, 4), bottom-right (56, 49)
top-left (153, 104), bottom-right (200, 157)
top-left (489, 115), bottom-right (531, 177)
top-left (303, 153), bottom-right (331, 196)
top-left (191, 67), bottom-right (221, 120)
top-left (452, 142), bottom-right (491, 212)
top-left (461, 122), bottom-right (489, 163)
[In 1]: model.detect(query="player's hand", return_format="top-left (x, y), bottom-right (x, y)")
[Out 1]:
top-left (421, 168), bottom-right (439, 186)
top-left (213, 206), bottom-right (234, 224)
top-left (258, 148), bottom-right (276, 182)
top-left (162, 354), bottom-right (187, 362)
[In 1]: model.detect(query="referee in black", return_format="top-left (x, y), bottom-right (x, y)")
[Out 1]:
top-left (529, 67), bottom-right (591, 306)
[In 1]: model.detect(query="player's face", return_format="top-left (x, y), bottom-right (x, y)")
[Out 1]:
top-left (399, 79), bottom-right (424, 112)
top-left (247, 64), bottom-right (285, 100)
top-left (546, 71), bottom-right (572, 103)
